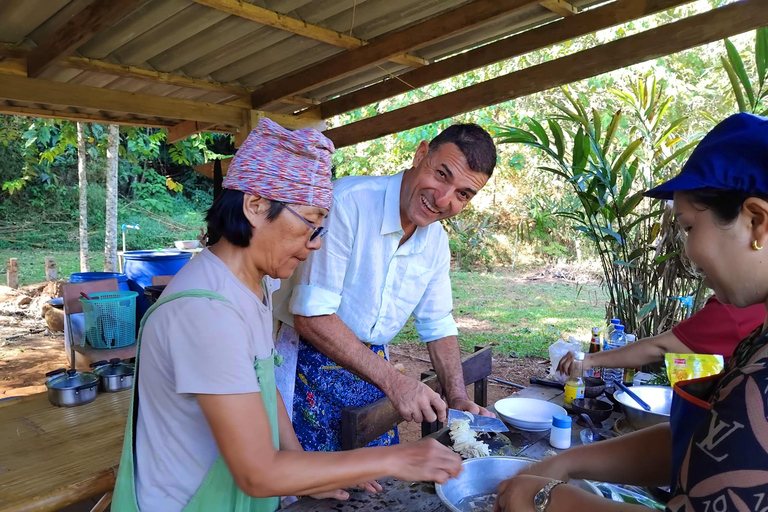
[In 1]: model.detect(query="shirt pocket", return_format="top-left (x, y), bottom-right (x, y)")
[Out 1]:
top-left (393, 264), bottom-right (433, 314)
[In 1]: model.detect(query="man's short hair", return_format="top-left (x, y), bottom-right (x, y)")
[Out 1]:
top-left (428, 123), bottom-right (497, 177)
top-left (206, 189), bottom-right (285, 247)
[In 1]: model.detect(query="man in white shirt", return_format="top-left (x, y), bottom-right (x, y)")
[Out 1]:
top-left (274, 124), bottom-right (496, 451)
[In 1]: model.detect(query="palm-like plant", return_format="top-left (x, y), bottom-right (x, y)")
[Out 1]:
top-left (720, 27), bottom-right (768, 116)
top-left (495, 78), bottom-right (702, 338)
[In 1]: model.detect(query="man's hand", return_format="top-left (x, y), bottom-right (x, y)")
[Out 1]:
top-left (386, 372), bottom-right (447, 423)
top-left (448, 397), bottom-right (495, 418)
top-left (494, 475), bottom-right (560, 512)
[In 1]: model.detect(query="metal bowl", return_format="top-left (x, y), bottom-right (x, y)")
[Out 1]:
top-left (436, 457), bottom-right (601, 512)
top-left (614, 385), bottom-right (672, 430)
top-left (570, 398), bottom-right (613, 426)
top-left (174, 240), bottom-right (200, 250)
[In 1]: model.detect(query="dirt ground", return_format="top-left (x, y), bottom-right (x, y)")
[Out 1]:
top-left (0, 281), bottom-right (550, 443)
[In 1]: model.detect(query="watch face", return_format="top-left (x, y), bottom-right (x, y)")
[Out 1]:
top-left (534, 491), bottom-right (548, 508)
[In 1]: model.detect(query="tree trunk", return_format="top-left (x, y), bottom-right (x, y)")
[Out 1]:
top-left (104, 124), bottom-right (119, 271)
top-left (77, 122), bottom-right (89, 272)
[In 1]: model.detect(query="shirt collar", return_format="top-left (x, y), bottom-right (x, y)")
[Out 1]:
top-left (381, 172), bottom-right (405, 236)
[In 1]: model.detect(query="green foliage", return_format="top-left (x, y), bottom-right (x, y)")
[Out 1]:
top-left (444, 208), bottom-right (496, 271)
top-left (496, 77), bottom-right (703, 337)
top-left (721, 28), bottom-right (768, 115)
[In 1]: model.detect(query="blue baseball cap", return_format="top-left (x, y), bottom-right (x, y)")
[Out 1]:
top-left (645, 113), bottom-right (768, 200)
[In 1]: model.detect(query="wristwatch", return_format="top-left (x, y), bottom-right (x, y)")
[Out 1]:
top-left (533, 480), bottom-right (565, 511)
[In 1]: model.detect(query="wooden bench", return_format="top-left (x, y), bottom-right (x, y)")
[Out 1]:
top-left (340, 346), bottom-right (493, 450)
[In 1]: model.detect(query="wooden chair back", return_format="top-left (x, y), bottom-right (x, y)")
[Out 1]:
top-left (61, 279), bottom-right (119, 315)
top-left (340, 345), bottom-right (493, 450)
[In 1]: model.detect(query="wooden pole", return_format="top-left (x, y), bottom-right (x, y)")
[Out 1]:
top-left (45, 257), bottom-right (57, 281)
top-left (7, 258), bottom-right (18, 289)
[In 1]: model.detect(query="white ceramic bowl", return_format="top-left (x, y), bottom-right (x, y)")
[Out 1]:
top-left (174, 240), bottom-right (200, 250)
top-left (494, 397), bottom-right (567, 432)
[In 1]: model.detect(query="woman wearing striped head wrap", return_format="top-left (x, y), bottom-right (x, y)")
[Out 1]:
top-left (112, 118), bottom-right (461, 512)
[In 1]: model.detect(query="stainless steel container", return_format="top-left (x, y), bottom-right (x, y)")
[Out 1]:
top-left (91, 358), bottom-right (135, 392)
top-left (436, 457), bottom-right (602, 512)
top-left (614, 385), bottom-right (672, 430)
top-left (45, 368), bottom-right (100, 407)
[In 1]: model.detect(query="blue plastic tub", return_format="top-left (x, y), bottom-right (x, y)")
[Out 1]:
top-left (123, 250), bottom-right (192, 319)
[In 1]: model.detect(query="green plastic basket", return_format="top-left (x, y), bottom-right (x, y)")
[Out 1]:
top-left (79, 291), bottom-right (138, 349)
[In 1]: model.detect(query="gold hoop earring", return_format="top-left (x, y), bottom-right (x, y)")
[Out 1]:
top-left (753, 240), bottom-right (763, 251)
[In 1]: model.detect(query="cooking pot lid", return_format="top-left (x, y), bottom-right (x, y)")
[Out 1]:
top-left (45, 369), bottom-right (99, 389)
top-left (92, 358), bottom-right (135, 377)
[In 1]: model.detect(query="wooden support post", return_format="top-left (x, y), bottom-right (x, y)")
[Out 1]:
top-left (420, 370), bottom-right (442, 438)
top-left (6, 258), bottom-right (18, 289)
top-left (45, 257), bottom-right (57, 281)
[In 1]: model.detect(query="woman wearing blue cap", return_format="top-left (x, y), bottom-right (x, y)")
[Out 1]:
top-left (492, 113), bottom-right (768, 512)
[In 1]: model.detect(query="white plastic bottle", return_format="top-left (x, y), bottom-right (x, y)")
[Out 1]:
top-left (549, 414), bottom-right (572, 449)
top-left (604, 325), bottom-right (627, 384)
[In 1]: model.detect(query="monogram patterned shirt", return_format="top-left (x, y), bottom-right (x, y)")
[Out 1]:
top-left (667, 326), bottom-right (768, 512)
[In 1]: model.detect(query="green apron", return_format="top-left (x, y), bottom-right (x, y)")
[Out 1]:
top-left (112, 290), bottom-right (282, 512)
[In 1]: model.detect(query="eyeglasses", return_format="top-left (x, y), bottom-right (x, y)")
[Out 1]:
top-left (279, 203), bottom-right (327, 241)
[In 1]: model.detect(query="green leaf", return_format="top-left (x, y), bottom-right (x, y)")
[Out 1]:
top-left (614, 260), bottom-right (637, 268)
top-left (619, 190), bottom-right (645, 217)
top-left (592, 109), bottom-right (602, 144)
top-left (525, 119), bottom-right (550, 148)
top-left (651, 97), bottom-right (673, 133)
top-left (548, 119), bottom-right (565, 160)
top-left (573, 127), bottom-right (587, 169)
top-left (722, 56), bottom-right (747, 112)
top-left (757, 27), bottom-right (768, 87)
top-left (652, 139), bottom-right (701, 175)
top-left (654, 251), bottom-right (678, 264)
top-left (619, 158), bottom-right (639, 201)
top-left (627, 248), bottom-right (647, 262)
top-left (725, 39), bottom-right (755, 107)
top-left (611, 137), bottom-right (644, 176)
top-left (602, 110), bottom-right (623, 155)
top-left (637, 300), bottom-right (657, 319)
top-left (599, 226), bottom-right (623, 244)
top-left (654, 117), bottom-right (687, 149)
top-left (649, 222), bottom-right (661, 243)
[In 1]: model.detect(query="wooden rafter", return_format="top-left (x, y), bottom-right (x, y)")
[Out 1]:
top-left (250, 0), bottom-right (541, 109)
top-left (318, 0), bottom-right (696, 119)
top-left (191, 0), bottom-right (427, 68)
top-left (0, 104), bottom-right (178, 129)
top-left (27, 0), bottom-right (148, 78)
top-left (324, 0), bottom-right (768, 149)
top-left (167, 121), bottom-right (216, 144)
top-left (0, 74), bottom-right (246, 127)
top-left (539, 0), bottom-right (578, 16)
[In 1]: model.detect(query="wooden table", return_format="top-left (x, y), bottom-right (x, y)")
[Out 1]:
top-left (284, 381), bottom-right (625, 512)
top-left (0, 391), bottom-right (129, 512)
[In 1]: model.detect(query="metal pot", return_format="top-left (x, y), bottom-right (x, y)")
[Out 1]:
top-left (91, 358), bottom-right (135, 392)
top-left (45, 368), bottom-right (99, 407)
top-left (614, 385), bottom-right (672, 430)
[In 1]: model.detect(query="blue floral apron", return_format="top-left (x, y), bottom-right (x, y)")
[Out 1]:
top-left (292, 339), bottom-right (399, 451)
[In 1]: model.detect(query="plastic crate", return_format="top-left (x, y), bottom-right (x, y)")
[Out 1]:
top-left (79, 291), bottom-right (138, 349)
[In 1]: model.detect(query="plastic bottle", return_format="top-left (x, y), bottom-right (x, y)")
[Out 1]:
top-left (604, 318), bottom-right (621, 350)
top-left (550, 414), bottom-right (572, 449)
top-left (603, 325), bottom-right (626, 384)
top-left (622, 333), bottom-right (637, 386)
top-left (564, 351), bottom-right (585, 405)
top-left (587, 327), bottom-right (602, 378)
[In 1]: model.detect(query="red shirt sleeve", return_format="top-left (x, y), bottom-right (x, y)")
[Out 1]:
top-left (671, 296), bottom-right (765, 359)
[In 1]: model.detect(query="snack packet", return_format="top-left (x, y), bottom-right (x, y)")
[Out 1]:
top-left (665, 353), bottom-right (724, 386)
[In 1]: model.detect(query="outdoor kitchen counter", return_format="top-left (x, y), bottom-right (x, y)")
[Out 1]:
top-left (0, 391), bottom-right (129, 512)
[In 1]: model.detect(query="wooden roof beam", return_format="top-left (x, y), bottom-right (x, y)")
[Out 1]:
top-left (27, 0), bottom-right (148, 78)
top-left (324, 0), bottom-right (768, 148)
top-left (0, 74), bottom-right (246, 127)
top-left (250, 0), bottom-right (542, 109)
top-left (167, 121), bottom-right (216, 144)
top-left (192, 0), bottom-right (426, 68)
top-left (318, 0), bottom-right (696, 119)
top-left (0, 103), bottom-right (177, 129)
top-left (539, 0), bottom-right (578, 17)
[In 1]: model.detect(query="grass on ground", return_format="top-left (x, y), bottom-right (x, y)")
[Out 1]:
top-left (393, 270), bottom-right (606, 357)
top-left (1, 250), bottom-right (106, 286)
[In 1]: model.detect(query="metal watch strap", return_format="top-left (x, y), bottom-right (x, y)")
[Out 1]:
top-left (533, 479), bottom-right (565, 512)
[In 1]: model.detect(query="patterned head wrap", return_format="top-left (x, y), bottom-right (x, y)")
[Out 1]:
top-left (223, 117), bottom-right (334, 210)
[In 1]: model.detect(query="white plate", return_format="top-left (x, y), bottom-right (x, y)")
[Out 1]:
top-left (495, 397), bottom-right (567, 431)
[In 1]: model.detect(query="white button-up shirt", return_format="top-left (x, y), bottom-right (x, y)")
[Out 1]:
top-left (274, 171), bottom-right (458, 345)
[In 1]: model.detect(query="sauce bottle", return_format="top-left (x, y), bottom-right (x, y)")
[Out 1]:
top-left (564, 351), bottom-right (586, 405)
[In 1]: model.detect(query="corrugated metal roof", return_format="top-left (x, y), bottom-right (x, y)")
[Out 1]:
top-left (0, 0), bottom-right (606, 125)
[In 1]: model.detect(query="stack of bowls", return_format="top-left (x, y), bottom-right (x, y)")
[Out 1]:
top-left (494, 397), bottom-right (567, 432)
